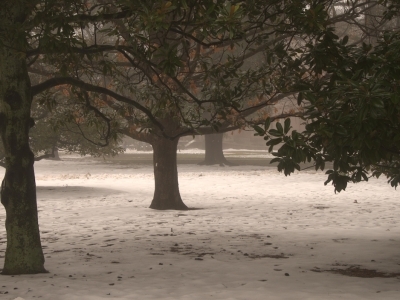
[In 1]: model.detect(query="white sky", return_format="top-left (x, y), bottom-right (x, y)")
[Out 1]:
top-left (0, 153), bottom-right (399, 300)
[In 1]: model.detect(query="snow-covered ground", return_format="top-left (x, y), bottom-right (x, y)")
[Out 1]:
top-left (0, 153), bottom-right (399, 300)
top-left (124, 147), bottom-right (276, 158)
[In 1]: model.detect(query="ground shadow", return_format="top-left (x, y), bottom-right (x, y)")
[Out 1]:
top-left (36, 186), bottom-right (125, 200)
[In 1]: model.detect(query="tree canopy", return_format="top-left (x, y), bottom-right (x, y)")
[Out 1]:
top-left (257, 6), bottom-right (400, 193)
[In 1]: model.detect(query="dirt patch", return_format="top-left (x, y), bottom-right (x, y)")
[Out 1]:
top-left (237, 234), bottom-right (264, 239)
top-left (248, 253), bottom-right (289, 259)
top-left (183, 252), bottom-right (215, 257)
top-left (332, 238), bottom-right (349, 243)
top-left (169, 245), bottom-right (193, 253)
top-left (314, 206), bottom-right (330, 210)
top-left (169, 245), bottom-right (215, 257)
top-left (312, 265), bottom-right (400, 278)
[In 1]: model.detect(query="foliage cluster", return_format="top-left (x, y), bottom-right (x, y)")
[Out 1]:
top-left (257, 28), bottom-right (400, 192)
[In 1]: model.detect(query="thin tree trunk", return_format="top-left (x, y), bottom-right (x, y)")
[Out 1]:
top-left (0, 3), bottom-right (46, 275)
top-left (199, 133), bottom-right (236, 166)
top-left (149, 136), bottom-right (188, 210)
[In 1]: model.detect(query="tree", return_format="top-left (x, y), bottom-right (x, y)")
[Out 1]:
top-left (0, 94), bottom-right (122, 167)
top-left (34, 0), bottom-right (384, 210)
top-left (0, 1), bottom-right (48, 275)
top-left (256, 3), bottom-right (400, 193)
top-left (199, 133), bottom-right (236, 166)
top-left (0, 0), bottom-right (132, 275)
top-left (21, 0), bottom-right (387, 214)
top-left (26, 1), bottom-right (272, 210)
top-left (31, 86), bottom-right (122, 157)
top-left (38, 0), bottom-right (352, 210)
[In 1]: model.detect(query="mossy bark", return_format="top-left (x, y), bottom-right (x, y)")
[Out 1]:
top-left (149, 136), bottom-right (188, 210)
top-left (0, 3), bottom-right (46, 275)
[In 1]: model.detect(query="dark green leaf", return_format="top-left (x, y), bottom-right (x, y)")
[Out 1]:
top-left (284, 118), bottom-right (291, 134)
top-left (276, 122), bottom-right (283, 134)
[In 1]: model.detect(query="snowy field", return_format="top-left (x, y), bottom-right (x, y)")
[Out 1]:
top-left (0, 152), bottom-right (399, 300)
top-left (124, 148), bottom-right (276, 158)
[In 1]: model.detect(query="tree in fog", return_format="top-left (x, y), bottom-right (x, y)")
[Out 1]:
top-left (0, 91), bottom-right (122, 167)
top-left (36, 0), bottom-right (385, 210)
top-left (199, 133), bottom-right (234, 166)
top-left (34, 0), bottom-right (308, 210)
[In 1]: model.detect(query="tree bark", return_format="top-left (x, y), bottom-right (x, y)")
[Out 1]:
top-left (0, 3), bottom-right (46, 275)
top-left (149, 136), bottom-right (188, 210)
top-left (199, 133), bottom-right (236, 166)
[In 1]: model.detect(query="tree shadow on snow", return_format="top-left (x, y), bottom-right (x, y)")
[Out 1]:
top-left (36, 185), bottom-right (124, 200)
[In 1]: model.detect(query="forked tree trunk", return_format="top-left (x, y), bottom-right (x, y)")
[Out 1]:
top-left (149, 137), bottom-right (188, 210)
top-left (199, 133), bottom-right (236, 166)
top-left (0, 4), bottom-right (46, 275)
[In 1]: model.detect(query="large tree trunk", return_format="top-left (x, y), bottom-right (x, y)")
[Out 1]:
top-left (0, 4), bottom-right (46, 275)
top-left (199, 133), bottom-right (236, 166)
top-left (149, 136), bottom-right (188, 210)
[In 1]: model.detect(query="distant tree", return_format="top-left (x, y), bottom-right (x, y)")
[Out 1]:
top-left (0, 95), bottom-right (122, 167)
top-left (32, 87), bottom-right (122, 157)
top-left (199, 133), bottom-right (235, 166)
